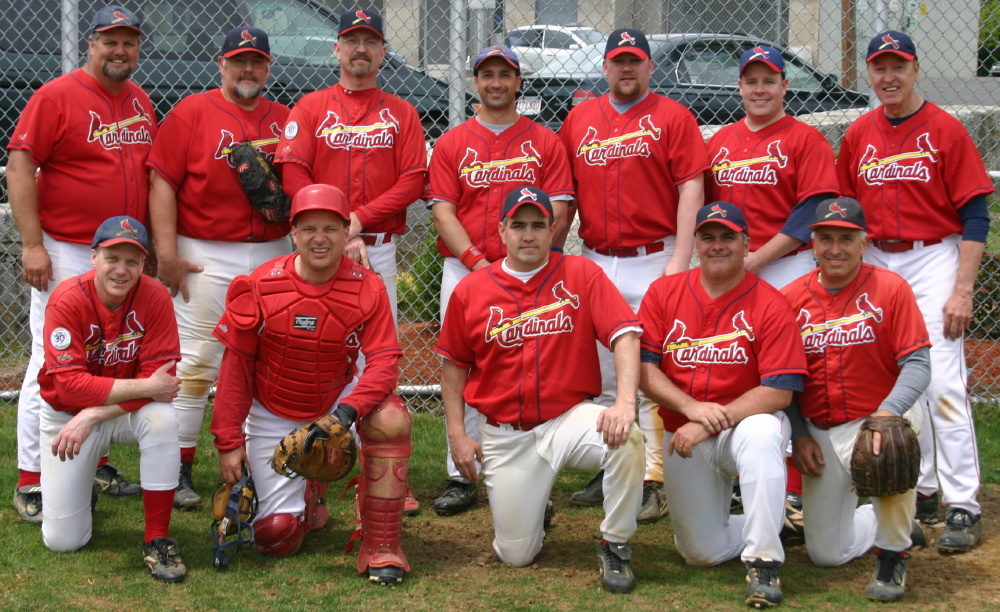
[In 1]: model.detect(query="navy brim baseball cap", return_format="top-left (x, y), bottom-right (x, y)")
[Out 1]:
top-left (695, 201), bottom-right (748, 235)
top-left (473, 45), bottom-right (520, 74)
top-left (605, 28), bottom-right (649, 60)
top-left (339, 8), bottom-right (385, 40)
top-left (867, 30), bottom-right (917, 62)
top-left (739, 45), bottom-right (785, 75)
top-left (502, 186), bottom-right (553, 218)
top-left (92, 5), bottom-right (143, 35)
top-left (92, 215), bottom-right (149, 253)
top-left (809, 197), bottom-right (867, 231)
top-left (222, 26), bottom-right (272, 60)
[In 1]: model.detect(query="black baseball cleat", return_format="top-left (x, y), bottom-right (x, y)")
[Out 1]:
top-left (745, 558), bottom-right (782, 608)
top-left (938, 507), bottom-right (982, 554)
top-left (143, 537), bottom-right (188, 583)
top-left (94, 462), bottom-right (141, 497)
top-left (866, 548), bottom-right (908, 601)
top-left (915, 491), bottom-right (940, 524)
top-left (433, 480), bottom-right (478, 516)
top-left (569, 470), bottom-right (604, 506)
top-left (173, 461), bottom-right (202, 510)
top-left (543, 499), bottom-right (555, 530)
top-left (368, 565), bottom-right (404, 585)
top-left (13, 485), bottom-right (43, 525)
top-left (597, 541), bottom-right (635, 593)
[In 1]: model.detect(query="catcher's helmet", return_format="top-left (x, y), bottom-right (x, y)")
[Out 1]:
top-left (211, 462), bottom-right (259, 568)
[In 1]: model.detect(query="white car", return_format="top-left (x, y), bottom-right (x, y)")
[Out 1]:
top-left (505, 25), bottom-right (605, 74)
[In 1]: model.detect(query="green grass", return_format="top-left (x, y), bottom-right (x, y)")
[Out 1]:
top-left (1, 403), bottom-right (998, 611)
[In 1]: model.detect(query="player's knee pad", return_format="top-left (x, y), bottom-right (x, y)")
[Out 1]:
top-left (359, 394), bottom-right (412, 458)
top-left (253, 513), bottom-right (308, 558)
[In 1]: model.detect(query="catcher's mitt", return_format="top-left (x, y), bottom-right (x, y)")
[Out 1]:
top-left (230, 141), bottom-right (290, 222)
top-left (850, 414), bottom-right (920, 497)
top-left (270, 415), bottom-right (357, 482)
top-left (211, 462), bottom-right (258, 568)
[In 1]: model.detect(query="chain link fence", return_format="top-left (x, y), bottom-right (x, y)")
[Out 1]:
top-left (0, 1), bottom-right (998, 409)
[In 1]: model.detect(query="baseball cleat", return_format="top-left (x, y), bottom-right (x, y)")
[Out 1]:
top-left (866, 548), bottom-right (907, 601)
top-left (909, 520), bottom-right (927, 549)
top-left (597, 541), bottom-right (635, 593)
top-left (404, 483), bottom-right (420, 517)
top-left (636, 481), bottom-right (668, 523)
top-left (779, 492), bottom-right (804, 541)
top-left (433, 480), bottom-right (477, 516)
top-left (143, 537), bottom-right (188, 583)
top-left (173, 461), bottom-right (202, 510)
top-left (94, 462), bottom-right (141, 497)
top-left (543, 499), bottom-right (555, 530)
top-left (730, 480), bottom-right (743, 514)
top-left (368, 565), bottom-right (404, 585)
top-left (915, 491), bottom-right (940, 524)
top-left (569, 470), bottom-right (604, 506)
top-left (937, 507), bottom-right (982, 554)
top-left (13, 485), bottom-right (43, 525)
top-left (745, 559), bottom-right (782, 608)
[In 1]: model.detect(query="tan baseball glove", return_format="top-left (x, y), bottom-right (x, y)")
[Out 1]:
top-left (270, 415), bottom-right (357, 482)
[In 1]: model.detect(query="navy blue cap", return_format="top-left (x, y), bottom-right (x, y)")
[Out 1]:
top-left (867, 30), bottom-right (917, 62)
top-left (473, 45), bottom-right (520, 74)
top-left (91, 5), bottom-right (143, 35)
top-left (502, 187), bottom-right (553, 218)
top-left (222, 26), bottom-right (272, 60)
top-left (810, 197), bottom-right (867, 231)
top-left (91, 216), bottom-right (149, 253)
top-left (696, 201), bottom-right (748, 235)
top-left (605, 28), bottom-right (649, 60)
top-left (739, 45), bottom-right (785, 76)
top-left (339, 8), bottom-right (385, 40)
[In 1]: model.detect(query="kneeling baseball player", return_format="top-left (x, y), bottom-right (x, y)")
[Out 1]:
top-left (436, 187), bottom-right (645, 593)
top-left (782, 198), bottom-right (929, 601)
top-left (638, 202), bottom-right (807, 608)
top-left (38, 216), bottom-right (187, 582)
top-left (210, 184), bottom-right (412, 584)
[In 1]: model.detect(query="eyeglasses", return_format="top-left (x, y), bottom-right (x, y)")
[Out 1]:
top-left (226, 56), bottom-right (270, 69)
top-left (339, 38), bottom-right (383, 50)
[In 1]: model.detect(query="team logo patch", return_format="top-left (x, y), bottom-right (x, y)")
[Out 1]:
top-left (353, 9), bottom-right (372, 24)
top-left (750, 45), bottom-right (770, 60)
top-left (293, 315), bottom-right (318, 331)
top-left (458, 142), bottom-right (541, 188)
top-left (316, 109), bottom-right (398, 150)
top-left (112, 10), bottom-right (132, 25)
top-left (710, 141), bottom-right (787, 186)
top-left (87, 99), bottom-right (153, 151)
top-left (824, 202), bottom-right (848, 219)
top-left (239, 29), bottom-right (256, 46)
top-left (218, 323), bottom-right (229, 333)
top-left (56, 352), bottom-right (73, 363)
top-left (798, 294), bottom-right (883, 353)
top-left (880, 33), bottom-right (900, 50)
top-left (50, 327), bottom-right (71, 350)
top-left (663, 311), bottom-right (754, 368)
top-left (284, 121), bottom-right (299, 140)
top-left (856, 133), bottom-right (937, 186)
top-left (576, 115), bottom-right (661, 166)
top-left (486, 282), bottom-right (579, 348)
top-left (618, 32), bottom-right (636, 46)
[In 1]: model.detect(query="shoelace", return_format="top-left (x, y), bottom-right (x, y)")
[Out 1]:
top-left (752, 564), bottom-right (779, 586)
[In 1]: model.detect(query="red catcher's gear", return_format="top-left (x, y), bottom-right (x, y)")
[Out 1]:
top-left (254, 513), bottom-right (308, 557)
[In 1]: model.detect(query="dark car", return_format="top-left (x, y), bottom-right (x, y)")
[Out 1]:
top-left (0, 0), bottom-right (467, 162)
top-left (519, 33), bottom-right (868, 128)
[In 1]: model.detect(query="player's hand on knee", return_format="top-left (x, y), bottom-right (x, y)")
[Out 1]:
top-left (791, 436), bottom-right (825, 477)
top-left (668, 422), bottom-right (709, 459)
top-left (52, 413), bottom-right (95, 461)
top-left (597, 403), bottom-right (635, 449)
top-left (146, 360), bottom-right (181, 403)
top-left (942, 290), bottom-right (972, 340)
top-left (156, 254), bottom-right (203, 302)
top-left (21, 244), bottom-right (54, 291)
top-left (219, 447), bottom-right (249, 485)
top-left (679, 400), bottom-right (734, 434)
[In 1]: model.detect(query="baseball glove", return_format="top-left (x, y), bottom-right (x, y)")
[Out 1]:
top-left (230, 141), bottom-right (289, 223)
top-left (270, 415), bottom-right (357, 482)
top-left (850, 414), bottom-right (920, 497)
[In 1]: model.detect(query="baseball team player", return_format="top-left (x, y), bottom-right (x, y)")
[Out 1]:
top-left (638, 201), bottom-right (807, 608)
top-left (559, 28), bottom-right (709, 522)
top-left (436, 186), bottom-right (645, 593)
top-left (8, 4), bottom-right (155, 523)
top-left (837, 30), bottom-right (995, 553)
top-left (426, 44), bottom-right (574, 515)
top-left (705, 44), bottom-right (840, 535)
top-left (39, 215), bottom-right (187, 583)
top-left (210, 184), bottom-right (412, 584)
top-left (147, 25), bottom-right (292, 511)
top-left (782, 197), bottom-right (929, 601)
top-left (274, 8), bottom-right (426, 321)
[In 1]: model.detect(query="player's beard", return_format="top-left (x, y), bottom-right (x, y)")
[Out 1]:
top-left (232, 78), bottom-right (263, 100)
top-left (102, 59), bottom-right (134, 84)
top-left (345, 53), bottom-right (374, 78)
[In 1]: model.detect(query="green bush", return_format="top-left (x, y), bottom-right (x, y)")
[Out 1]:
top-left (398, 226), bottom-right (443, 323)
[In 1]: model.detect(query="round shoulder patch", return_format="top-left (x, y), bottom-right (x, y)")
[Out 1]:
top-left (284, 121), bottom-right (298, 140)
top-left (50, 327), bottom-right (72, 350)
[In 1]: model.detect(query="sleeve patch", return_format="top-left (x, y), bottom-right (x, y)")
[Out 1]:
top-left (284, 121), bottom-right (298, 139)
top-left (50, 327), bottom-right (71, 350)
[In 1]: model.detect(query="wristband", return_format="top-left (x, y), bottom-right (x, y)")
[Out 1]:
top-left (459, 245), bottom-right (486, 270)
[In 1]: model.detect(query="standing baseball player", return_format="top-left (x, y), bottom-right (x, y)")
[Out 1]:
top-left (426, 44), bottom-right (574, 515)
top-left (274, 8), bottom-right (426, 321)
top-left (638, 201), bottom-right (807, 608)
top-left (39, 215), bottom-right (187, 583)
top-left (559, 28), bottom-right (709, 522)
top-left (210, 184), bottom-right (412, 584)
top-left (783, 197), bottom-right (929, 601)
top-left (705, 44), bottom-right (840, 535)
top-left (437, 186), bottom-right (645, 592)
top-left (147, 25), bottom-right (292, 511)
top-left (837, 30), bottom-right (994, 553)
top-left (8, 4), bottom-right (155, 522)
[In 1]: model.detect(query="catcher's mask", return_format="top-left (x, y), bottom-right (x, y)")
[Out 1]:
top-left (212, 462), bottom-right (258, 568)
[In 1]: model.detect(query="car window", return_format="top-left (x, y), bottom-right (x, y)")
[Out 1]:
top-left (579, 29), bottom-right (606, 45)
top-left (677, 39), bottom-right (741, 86)
top-left (533, 42), bottom-right (604, 76)
top-left (784, 56), bottom-right (824, 91)
top-left (545, 30), bottom-right (576, 50)
top-left (248, 0), bottom-right (339, 66)
top-left (508, 28), bottom-right (542, 49)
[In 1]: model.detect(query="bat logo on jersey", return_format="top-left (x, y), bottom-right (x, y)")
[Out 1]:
top-left (797, 293), bottom-right (884, 353)
top-left (856, 133), bottom-right (938, 185)
top-left (458, 142), bottom-right (542, 188)
top-left (662, 311), bottom-right (754, 368)
top-left (316, 109), bottom-right (398, 149)
top-left (87, 99), bottom-right (153, 150)
top-left (710, 141), bottom-right (788, 186)
top-left (214, 123), bottom-right (283, 165)
top-left (576, 115), bottom-right (661, 165)
top-left (83, 311), bottom-right (146, 367)
top-left (485, 281), bottom-right (580, 348)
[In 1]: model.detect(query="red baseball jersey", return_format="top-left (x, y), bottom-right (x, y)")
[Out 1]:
top-left (706, 115), bottom-right (839, 251)
top-left (425, 116), bottom-right (574, 260)
top-left (8, 68), bottom-right (157, 244)
top-left (146, 89), bottom-right (291, 242)
top-left (836, 101), bottom-right (995, 241)
top-left (436, 254), bottom-right (639, 423)
top-left (211, 253), bottom-right (401, 450)
top-left (639, 270), bottom-right (807, 431)
top-left (782, 264), bottom-right (931, 426)
top-left (274, 84), bottom-right (426, 234)
top-left (39, 270), bottom-right (180, 413)
top-left (559, 93), bottom-right (709, 250)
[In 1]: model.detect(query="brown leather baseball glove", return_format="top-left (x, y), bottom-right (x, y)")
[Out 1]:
top-left (270, 415), bottom-right (357, 482)
top-left (850, 414), bottom-right (920, 497)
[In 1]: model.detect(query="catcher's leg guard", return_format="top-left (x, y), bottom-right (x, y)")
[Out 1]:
top-left (305, 480), bottom-right (329, 531)
top-left (356, 395), bottom-right (412, 574)
top-left (254, 513), bottom-right (308, 558)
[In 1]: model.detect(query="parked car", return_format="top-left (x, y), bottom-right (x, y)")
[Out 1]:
top-left (519, 33), bottom-right (869, 128)
top-left (505, 24), bottom-right (605, 74)
top-left (0, 0), bottom-right (468, 162)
